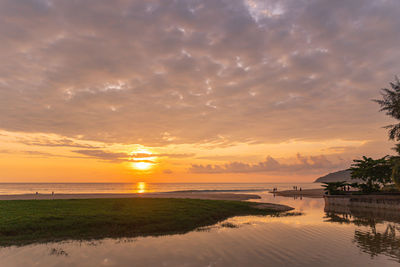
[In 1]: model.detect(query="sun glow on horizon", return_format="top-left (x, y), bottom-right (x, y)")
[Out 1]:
top-left (132, 161), bottom-right (153, 170)
top-left (130, 149), bottom-right (156, 171)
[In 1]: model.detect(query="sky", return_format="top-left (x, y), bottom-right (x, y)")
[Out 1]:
top-left (1, 0), bottom-right (400, 183)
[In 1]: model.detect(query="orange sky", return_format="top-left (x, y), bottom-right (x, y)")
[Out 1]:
top-left (0, 129), bottom-right (393, 183)
top-left (0, 0), bottom-right (399, 182)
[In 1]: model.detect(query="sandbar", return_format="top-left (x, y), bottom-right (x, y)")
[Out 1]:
top-left (271, 188), bottom-right (324, 198)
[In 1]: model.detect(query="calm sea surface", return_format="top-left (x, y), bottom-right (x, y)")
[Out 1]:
top-left (0, 182), bottom-right (321, 195)
top-left (0, 183), bottom-right (399, 266)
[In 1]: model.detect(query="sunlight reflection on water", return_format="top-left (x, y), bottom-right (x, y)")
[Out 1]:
top-left (136, 182), bottom-right (146, 193)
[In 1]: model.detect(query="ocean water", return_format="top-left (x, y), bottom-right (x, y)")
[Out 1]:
top-left (0, 182), bottom-right (322, 195)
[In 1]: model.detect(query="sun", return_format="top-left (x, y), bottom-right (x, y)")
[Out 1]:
top-left (132, 161), bottom-right (153, 170)
top-left (129, 148), bottom-right (156, 171)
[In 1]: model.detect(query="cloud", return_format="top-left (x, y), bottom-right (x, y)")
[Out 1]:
top-left (189, 154), bottom-right (343, 174)
top-left (0, 0), bottom-right (399, 147)
top-left (72, 149), bottom-right (194, 162)
top-left (163, 169), bottom-right (173, 174)
top-left (325, 146), bottom-right (357, 153)
top-left (131, 153), bottom-right (195, 158)
top-left (21, 150), bottom-right (62, 158)
top-left (19, 137), bottom-right (101, 148)
top-left (130, 159), bottom-right (155, 163)
top-left (72, 149), bottom-right (128, 162)
top-left (0, 149), bottom-right (80, 159)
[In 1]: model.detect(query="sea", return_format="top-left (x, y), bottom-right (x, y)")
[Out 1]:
top-left (0, 182), bottom-right (322, 195)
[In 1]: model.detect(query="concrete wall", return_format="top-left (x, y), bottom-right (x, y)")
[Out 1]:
top-left (324, 195), bottom-right (400, 211)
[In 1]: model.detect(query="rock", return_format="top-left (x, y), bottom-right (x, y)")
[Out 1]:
top-left (314, 169), bottom-right (352, 183)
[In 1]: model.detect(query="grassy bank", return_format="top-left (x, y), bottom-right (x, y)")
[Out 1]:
top-left (0, 198), bottom-right (280, 246)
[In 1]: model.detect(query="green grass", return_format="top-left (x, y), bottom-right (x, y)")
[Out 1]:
top-left (0, 198), bottom-right (278, 246)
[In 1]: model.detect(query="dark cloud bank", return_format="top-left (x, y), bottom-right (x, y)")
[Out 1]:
top-left (190, 154), bottom-right (343, 174)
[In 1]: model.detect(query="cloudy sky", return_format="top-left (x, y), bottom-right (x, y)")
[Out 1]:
top-left (0, 0), bottom-right (399, 182)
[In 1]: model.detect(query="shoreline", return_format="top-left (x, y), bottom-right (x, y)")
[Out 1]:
top-left (271, 188), bottom-right (324, 198)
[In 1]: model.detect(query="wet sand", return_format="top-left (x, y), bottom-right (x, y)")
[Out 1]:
top-left (0, 192), bottom-right (293, 211)
top-left (271, 188), bottom-right (324, 198)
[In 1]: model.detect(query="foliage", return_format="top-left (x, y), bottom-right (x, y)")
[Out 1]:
top-left (374, 77), bottom-right (400, 190)
top-left (321, 181), bottom-right (348, 195)
top-left (374, 77), bottom-right (400, 141)
top-left (350, 156), bottom-right (392, 193)
top-left (391, 159), bottom-right (400, 190)
top-left (0, 198), bottom-right (279, 246)
top-left (381, 183), bottom-right (399, 192)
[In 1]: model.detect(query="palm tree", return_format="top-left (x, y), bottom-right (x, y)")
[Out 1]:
top-left (374, 77), bottom-right (400, 142)
top-left (375, 77), bottom-right (400, 189)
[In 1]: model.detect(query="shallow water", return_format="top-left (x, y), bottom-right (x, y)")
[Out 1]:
top-left (1, 193), bottom-right (399, 267)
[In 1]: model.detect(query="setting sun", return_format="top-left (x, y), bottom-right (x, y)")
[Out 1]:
top-left (132, 162), bottom-right (153, 171)
top-left (129, 149), bottom-right (157, 171)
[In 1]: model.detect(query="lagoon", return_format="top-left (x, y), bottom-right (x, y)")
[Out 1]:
top-left (1, 191), bottom-right (399, 266)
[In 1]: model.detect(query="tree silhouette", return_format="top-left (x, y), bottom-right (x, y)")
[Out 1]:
top-left (350, 156), bottom-right (392, 193)
top-left (374, 77), bottom-right (400, 143)
top-left (374, 77), bottom-right (400, 189)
